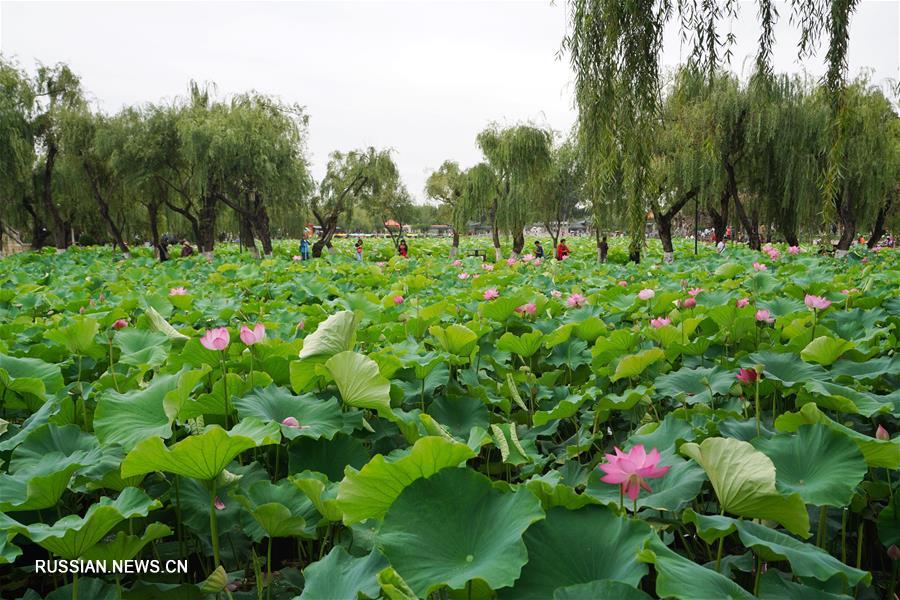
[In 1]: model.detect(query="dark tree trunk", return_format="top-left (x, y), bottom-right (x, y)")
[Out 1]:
top-left (867, 198), bottom-right (891, 249)
top-left (147, 200), bottom-right (167, 261)
top-left (835, 191), bottom-right (856, 252)
top-left (41, 144), bottom-right (67, 249)
top-left (22, 195), bottom-right (49, 248)
top-left (239, 212), bottom-right (259, 258)
top-left (197, 191), bottom-right (217, 252)
top-left (254, 202), bottom-right (273, 255)
top-left (726, 163), bottom-right (760, 250)
top-left (85, 164), bottom-right (130, 255)
top-left (312, 214), bottom-right (338, 258)
top-left (545, 222), bottom-right (560, 250)
top-left (708, 188), bottom-right (730, 243)
top-left (511, 229), bottom-right (525, 255)
top-left (657, 214), bottom-right (674, 254)
top-left (449, 229), bottom-right (460, 258)
top-left (488, 199), bottom-right (501, 261)
top-left (784, 230), bottom-right (800, 247)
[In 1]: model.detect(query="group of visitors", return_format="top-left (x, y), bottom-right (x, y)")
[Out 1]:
top-left (159, 234), bottom-right (194, 261)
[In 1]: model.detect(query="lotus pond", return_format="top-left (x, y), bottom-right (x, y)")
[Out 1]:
top-left (0, 238), bottom-right (897, 599)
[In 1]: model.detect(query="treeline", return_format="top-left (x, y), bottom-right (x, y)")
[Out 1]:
top-left (1, 58), bottom-right (896, 262)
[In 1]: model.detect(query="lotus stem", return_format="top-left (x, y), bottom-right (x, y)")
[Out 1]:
top-left (72, 572), bottom-right (78, 600)
top-left (811, 309), bottom-right (817, 341)
top-left (856, 521), bottom-right (863, 568)
top-left (754, 378), bottom-right (761, 436)
top-left (210, 480), bottom-right (221, 569)
top-left (267, 536), bottom-right (273, 600)
top-left (817, 506), bottom-right (828, 549)
top-left (841, 508), bottom-right (847, 564)
top-left (752, 554), bottom-right (762, 596)
top-left (715, 536), bottom-right (724, 572)
top-left (220, 352), bottom-right (231, 429)
top-left (108, 337), bottom-right (120, 393)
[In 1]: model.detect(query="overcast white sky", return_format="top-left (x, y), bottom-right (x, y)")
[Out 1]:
top-left (1, 1), bottom-right (898, 202)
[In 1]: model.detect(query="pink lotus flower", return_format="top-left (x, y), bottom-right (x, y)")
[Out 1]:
top-left (214, 496), bottom-right (225, 511)
top-left (764, 246), bottom-right (780, 260)
top-left (598, 445), bottom-right (670, 502)
top-left (688, 287), bottom-right (703, 297)
top-left (876, 425), bottom-right (890, 441)
top-left (376, 261), bottom-right (386, 267)
top-left (393, 295), bottom-right (404, 304)
top-left (113, 319), bottom-right (128, 330)
top-left (736, 298), bottom-right (750, 308)
top-left (736, 368), bottom-right (758, 384)
top-left (888, 545), bottom-right (900, 560)
top-left (169, 287), bottom-right (187, 296)
top-left (618, 280), bottom-right (628, 287)
top-left (296, 320), bottom-right (305, 331)
top-left (200, 327), bottom-right (230, 351)
top-left (650, 317), bottom-right (671, 328)
top-left (292, 255), bottom-right (302, 261)
top-left (638, 288), bottom-right (655, 301)
top-left (533, 258), bottom-right (542, 266)
top-left (522, 253), bottom-right (534, 262)
top-left (282, 416), bottom-right (301, 429)
top-left (482, 263), bottom-right (494, 271)
top-left (551, 290), bottom-right (562, 298)
top-left (240, 324), bottom-right (265, 346)
top-left (452, 259), bottom-right (462, 267)
top-left (515, 303), bottom-right (537, 315)
top-left (755, 309), bottom-right (774, 323)
top-left (788, 246), bottom-right (800, 255)
top-left (682, 297), bottom-right (696, 309)
top-left (458, 272), bottom-right (469, 280)
top-left (840, 288), bottom-right (858, 295)
top-left (507, 257), bottom-right (518, 266)
top-left (483, 288), bottom-right (499, 300)
top-left (567, 294), bottom-right (587, 308)
top-left (752, 262), bottom-right (767, 271)
top-left (804, 295), bottom-right (831, 310)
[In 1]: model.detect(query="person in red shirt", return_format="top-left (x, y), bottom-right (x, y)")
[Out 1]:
top-left (398, 239), bottom-right (409, 258)
top-left (556, 239), bottom-right (570, 260)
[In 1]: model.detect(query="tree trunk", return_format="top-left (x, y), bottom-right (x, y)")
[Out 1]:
top-left (147, 200), bottom-right (167, 261)
top-left (708, 189), bottom-right (730, 244)
top-left (198, 191), bottom-right (217, 253)
top-left (449, 229), bottom-right (459, 259)
top-left (726, 163), bottom-right (759, 250)
top-left (489, 199), bottom-right (501, 261)
top-left (867, 198), bottom-right (891, 249)
top-left (835, 190), bottom-right (856, 252)
top-left (22, 195), bottom-right (48, 248)
top-left (85, 164), bottom-right (130, 255)
top-left (239, 212), bottom-right (259, 258)
top-left (657, 214), bottom-right (674, 255)
top-left (313, 214), bottom-right (338, 258)
top-left (511, 229), bottom-right (525, 256)
top-left (784, 230), bottom-right (800, 247)
top-left (251, 192), bottom-right (273, 255)
top-left (41, 144), bottom-right (67, 249)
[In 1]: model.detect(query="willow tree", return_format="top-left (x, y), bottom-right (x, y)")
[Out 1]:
top-left (311, 147), bottom-right (398, 257)
top-left (535, 138), bottom-right (584, 250)
top-left (0, 58), bottom-right (36, 248)
top-left (473, 124), bottom-right (552, 260)
top-left (425, 160), bottom-right (468, 258)
top-left (32, 63), bottom-right (84, 248)
top-left (565, 0), bottom-right (863, 260)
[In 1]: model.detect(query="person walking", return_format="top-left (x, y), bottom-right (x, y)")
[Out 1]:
top-left (533, 240), bottom-right (544, 259)
top-left (180, 239), bottom-right (194, 257)
top-left (300, 236), bottom-right (311, 261)
top-left (354, 237), bottom-right (364, 261)
top-left (599, 236), bottom-right (608, 263)
top-left (398, 239), bottom-right (409, 258)
top-left (556, 238), bottom-right (570, 261)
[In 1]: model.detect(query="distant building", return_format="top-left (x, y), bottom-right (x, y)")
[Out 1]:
top-left (466, 221), bottom-right (492, 235)
top-left (423, 224), bottom-right (452, 236)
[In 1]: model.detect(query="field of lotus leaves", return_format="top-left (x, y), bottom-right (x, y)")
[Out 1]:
top-left (0, 237), bottom-right (897, 600)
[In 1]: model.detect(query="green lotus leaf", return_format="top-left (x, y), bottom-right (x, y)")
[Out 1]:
top-left (94, 371), bottom-right (184, 450)
top-left (627, 413), bottom-right (696, 451)
top-left (428, 394), bottom-right (489, 439)
top-left (830, 356), bottom-right (900, 381)
top-left (121, 418), bottom-right (280, 480)
top-left (523, 471), bottom-right (598, 510)
top-left (653, 366), bottom-right (734, 405)
top-left (748, 351), bottom-right (828, 386)
top-left (752, 424), bottom-right (867, 506)
top-left (291, 471), bottom-right (344, 523)
top-left (44, 316), bottom-right (100, 356)
top-left (113, 328), bottom-right (172, 367)
top-left (638, 535), bottom-right (754, 600)
top-left (877, 498), bottom-right (899, 548)
top-left (377, 566), bottom-right (418, 600)
top-left (533, 392), bottom-right (589, 426)
top-left (288, 355), bottom-right (328, 393)
top-left (234, 384), bottom-right (360, 440)
top-left (480, 293), bottom-right (531, 322)
top-left (775, 403), bottom-right (900, 468)
top-left (720, 517), bottom-right (872, 587)
top-left (500, 505), bottom-right (651, 599)
top-left (800, 380), bottom-right (897, 417)
top-left (44, 577), bottom-right (118, 600)
top-left (144, 306), bottom-right (189, 340)
top-left (81, 522), bottom-right (172, 564)
top-left (0, 424), bottom-right (101, 512)
top-left (338, 436), bottom-right (475, 524)
top-left (682, 509), bottom-right (738, 544)
top-left (15, 487), bottom-right (161, 559)
top-left (0, 354), bottom-right (64, 411)
top-left (324, 351), bottom-right (393, 416)
top-left (0, 400), bottom-right (61, 452)
top-left (611, 347), bottom-right (665, 381)
top-left (429, 323), bottom-right (478, 356)
top-left (299, 547), bottom-right (387, 600)
top-left (199, 565), bottom-right (229, 594)
top-left (232, 479), bottom-right (314, 539)
top-left (288, 433), bottom-right (370, 482)
top-left (586, 451), bottom-right (706, 512)
top-left (758, 570), bottom-right (853, 600)
top-left (680, 437), bottom-right (810, 537)
top-left (799, 336), bottom-right (856, 366)
top-left (298, 310), bottom-right (360, 359)
top-left (553, 580), bottom-right (652, 600)
top-left (496, 330), bottom-right (544, 358)
top-left (0, 533), bottom-right (22, 564)
top-left (377, 467), bottom-right (545, 596)
top-left (714, 262), bottom-right (744, 278)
